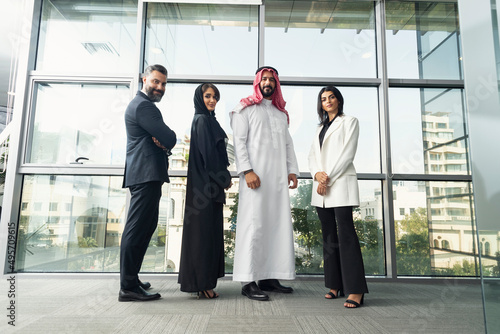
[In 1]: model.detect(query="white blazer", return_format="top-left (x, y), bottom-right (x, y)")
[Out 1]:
top-left (308, 114), bottom-right (360, 208)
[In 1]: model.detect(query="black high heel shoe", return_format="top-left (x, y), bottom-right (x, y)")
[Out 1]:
top-left (197, 290), bottom-right (219, 299)
top-left (344, 294), bottom-right (364, 308)
top-left (325, 288), bottom-right (344, 299)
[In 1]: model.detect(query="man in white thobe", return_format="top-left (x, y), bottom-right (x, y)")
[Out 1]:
top-left (230, 66), bottom-right (299, 301)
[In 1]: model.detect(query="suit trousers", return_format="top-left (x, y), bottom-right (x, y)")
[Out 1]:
top-left (120, 181), bottom-right (163, 290)
top-left (316, 206), bottom-right (368, 295)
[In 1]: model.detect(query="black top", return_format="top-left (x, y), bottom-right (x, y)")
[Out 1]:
top-left (122, 91), bottom-right (176, 188)
top-left (187, 84), bottom-right (231, 202)
top-left (319, 114), bottom-right (338, 149)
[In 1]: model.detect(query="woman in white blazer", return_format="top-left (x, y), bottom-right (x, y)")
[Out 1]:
top-left (308, 86), bottom-right (368, 308)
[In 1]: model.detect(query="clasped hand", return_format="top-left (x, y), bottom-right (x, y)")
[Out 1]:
top-left (315, 171), bottom-right (329, 196)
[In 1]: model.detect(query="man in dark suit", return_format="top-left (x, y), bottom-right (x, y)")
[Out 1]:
top-left (119, 64), bottom-right (176, 302)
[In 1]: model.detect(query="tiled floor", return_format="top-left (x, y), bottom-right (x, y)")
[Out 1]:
top-left (0, 275), bottom-right (486, 333)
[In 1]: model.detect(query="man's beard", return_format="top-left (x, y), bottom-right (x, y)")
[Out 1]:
top-left (261, 85), bottom-right (275, 98)
top-left (145, 85), bottom-right (164, 102)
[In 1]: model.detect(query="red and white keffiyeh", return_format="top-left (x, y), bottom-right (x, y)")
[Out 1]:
top-left (236, 67), bottom-right (289, 124)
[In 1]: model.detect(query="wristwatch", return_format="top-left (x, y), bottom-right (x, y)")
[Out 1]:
top-left (244, 169), bottom-right (253, 175)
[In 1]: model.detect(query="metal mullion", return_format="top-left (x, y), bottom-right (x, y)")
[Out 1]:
top-left (28, 72), bottom-right (135, 83)
top-left (391, 174), bottom-right (472, 182)
top-left (167, 75), bottom-right (381, 87)
top-left (122, 0), bottom-right (148, 224)
top-left (18, 166), bottom-right (125, 176)
top-left (1, 0), bottom-right (41, 274)
top-left (388, 78), bottom-right (464, 88)
top-left (416, 2), bottom-right (424, 80)
top-left (167, 75), bottom-right (255, 85)
top-left (376, 0), bottom-right (397, 279)
top-left (298, 173), bottom-right (388, 181)
top-left (167, 171), bottom-right (389, 180)
top-left (258, 1), bottom-right (265, 67)
top-left (21, 77), bottom-right (38, 167)
top-left (279, 77), bottom-right (380, 87)
top-left (143, 0), bottom-right (262, 4)
top-left (455, 2), bottom-right (463, 81)
top-left (134, 0), bottom-right (147, 92)
top-left (357, 173), bottom-right (388, 180)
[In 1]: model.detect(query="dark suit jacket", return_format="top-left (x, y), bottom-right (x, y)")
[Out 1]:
top-left (123, 91), bottom-right (177, 188)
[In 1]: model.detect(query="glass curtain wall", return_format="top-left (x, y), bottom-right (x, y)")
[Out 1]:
top-left (36, 0), bottom-right (137, 74)
top-left (12, 0), bottom-right (476, 279)
top-left (385, 1), bottom-right (476, 277)
top-left (27, 83), bottom-right (129, 165)
top-left (385, 1), bottom-right (462, 79)
top-left (263, 0), bottom-right (382, 274)
top-left (264, 0), bottom-right (377, 78)
top-left (144, 3), bottom-right (259, 76)
top-left (17, 175), bottom-right (126, 272)
top-left (143, 0), bottom-right (384, 275)
top-left (14, 0), bottom-right (138, 272)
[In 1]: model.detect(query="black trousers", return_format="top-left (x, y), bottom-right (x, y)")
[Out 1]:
top-left (316, 206), bottom-right (368, 295)
top-left (120, 181), bottom-right (162, 290)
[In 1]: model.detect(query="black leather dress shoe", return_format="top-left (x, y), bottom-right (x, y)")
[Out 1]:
top-left (258, 279), bottom-right (293, 293)
top-left (118, 286), bottom-right (161, 302)
top-left (241, 282), bottom-right (269, 301)
top-left (138, 280), bottom-right (151, 290)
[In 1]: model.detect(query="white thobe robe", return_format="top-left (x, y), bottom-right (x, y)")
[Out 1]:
top-left (230, 98), bottom-right (299, 282)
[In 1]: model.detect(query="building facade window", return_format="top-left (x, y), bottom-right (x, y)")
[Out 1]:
top-left (27, 82), bottom-right (129, 165)
top-left (385, 1), bottom-right (462, 79)
top-left (393, 181), bottom-right (476, 276)
top-left (144, 3), bottom-right (258, 76)
top-left (264, 0), bottom-right (377, 78)
top-left (16, 175), bottom-right (127, 272)
top-left (36, 0), bottom-right (138, 74)
top-left (389, 88), bottom-right (469, 175)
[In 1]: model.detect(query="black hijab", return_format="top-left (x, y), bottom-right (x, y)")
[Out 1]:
top-left (193, 83), bottom-right (229, 167)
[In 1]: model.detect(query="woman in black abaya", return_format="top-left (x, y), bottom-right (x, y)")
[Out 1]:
top-left (178, 83), bottom-right (232, 298)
